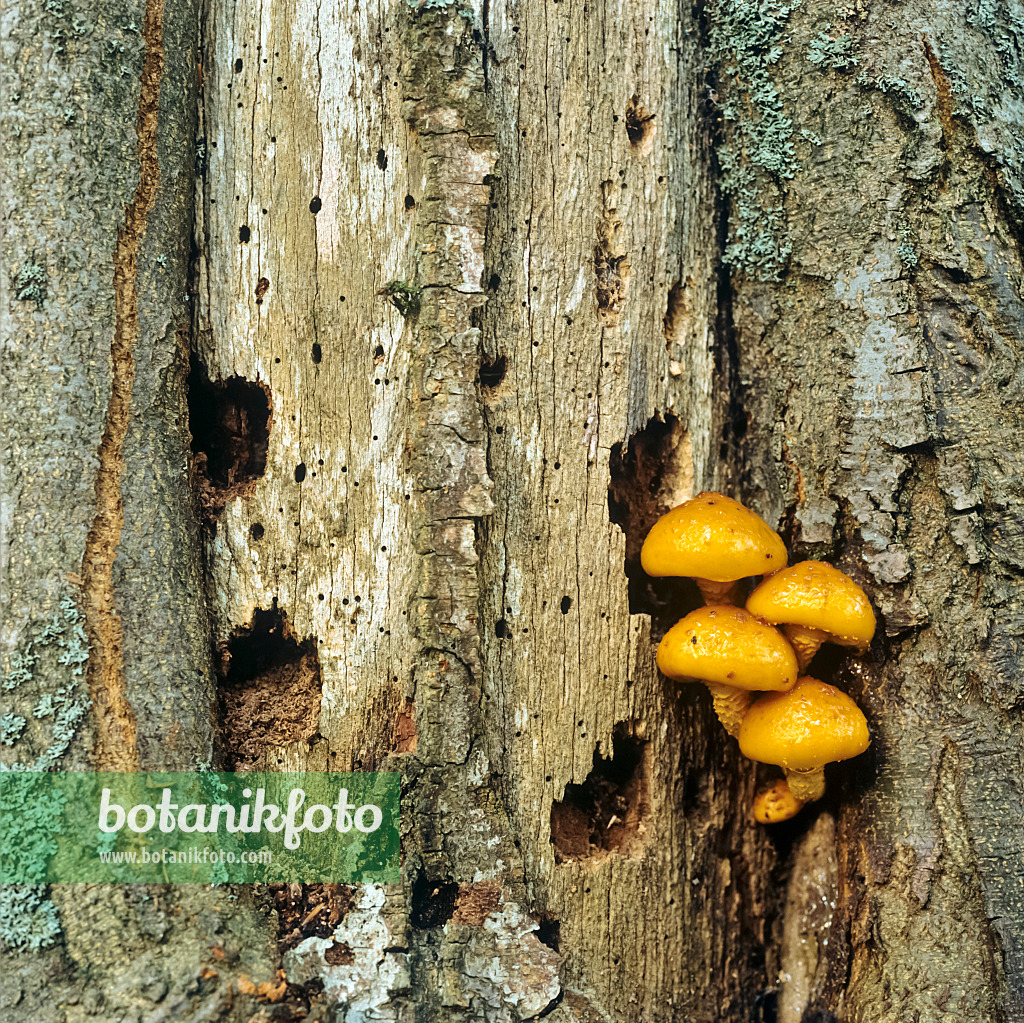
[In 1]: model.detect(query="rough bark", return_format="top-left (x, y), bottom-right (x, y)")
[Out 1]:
top-left (715, 2), bottom-right (1024, 1020)
top-left (2, 0), bottom-right (1023, 1020)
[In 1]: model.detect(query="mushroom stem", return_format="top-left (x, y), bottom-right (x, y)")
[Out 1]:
top-left (696, 578), bottom-right (741, 606)
top-left (783, 624), bottom-right (830, 670)
top-left (784, 766), bottom-right (826, 802)
top-left (704, 682), bottom-right (753, 738)
top-left (753, 779), bottom-right (806, 824)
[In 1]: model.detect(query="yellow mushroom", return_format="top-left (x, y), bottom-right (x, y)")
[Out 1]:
top-left (641, 492), bottom-right (788, 605)
top-left (746, 561), bottom-right (876, 670)
top-left (738, 677), bottom-right (870, 802)
top-left (657, 606), bottom-right (798, 737)
top-left (752, 779), bottom-right (805, 824)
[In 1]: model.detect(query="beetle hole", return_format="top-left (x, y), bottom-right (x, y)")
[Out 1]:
top-left (608, 412), bottom-right (697, 636)
top-left (216, 604), bottom-right (322, 771)
top-left (560, 596), bottom-right (572, 615)
top-left (309, 196), bottom-right (322, 214)
top-left (311, 342), bottom-right (322, 364)
top-left (239, 224), bottom-right (251, 243)
top-left (405, 194), bottom-right (416, 210)
top-left (250, 523), bottom-right (265, 540)
top-left (188, 355), bottom-right (271, 520)
top-left (550, 722), bottom-right (650, 863)
top-left (234, 58), bottom-right (243, 72)
top-left (376, 148), bottom-right (388, 170)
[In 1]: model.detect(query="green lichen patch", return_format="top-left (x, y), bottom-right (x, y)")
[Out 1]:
top-left (707, 0), bottom-right (801, 279)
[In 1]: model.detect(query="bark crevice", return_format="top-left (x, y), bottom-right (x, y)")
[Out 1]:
top-left (80, 0), bottom-right (167, 771)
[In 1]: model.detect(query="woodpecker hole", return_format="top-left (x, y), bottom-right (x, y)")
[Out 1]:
top-left (608, 412), bottom-right (697, 635)
top-left (188, 355), bottom-right (271, 519)
top-left (216, 605), bottom-right (322, 770)
top-left (550, 722), bottom-right (650, 863)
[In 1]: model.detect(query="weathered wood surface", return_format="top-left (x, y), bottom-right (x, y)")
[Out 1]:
top-left (2, 0), bottom-right (1023, 1019)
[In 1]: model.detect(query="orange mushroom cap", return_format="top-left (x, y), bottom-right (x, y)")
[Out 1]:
top-left (738, 678), bottom-right (870, 772)
top-left (657, 606), bottom-right (798, 692)
top-left (746, 561), bottom-right (876, 651)
top-left (753, 780), bottom-right (805, 824)
top-left (640, 492), bottom-right (788, 582)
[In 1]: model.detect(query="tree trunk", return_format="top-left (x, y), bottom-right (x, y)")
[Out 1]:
top-left (2, 0), bottom-right (1022, 1020)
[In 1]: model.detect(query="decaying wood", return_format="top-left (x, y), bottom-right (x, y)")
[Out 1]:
top-left (2, 0), bottom-right (1023, 1019)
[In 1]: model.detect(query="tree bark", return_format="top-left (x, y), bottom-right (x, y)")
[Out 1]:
top-left (2, 0), bottom-right (1023, 1020)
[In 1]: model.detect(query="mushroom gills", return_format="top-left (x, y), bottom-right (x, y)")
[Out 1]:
top-left (704, 682), bottom-right (753, 737)
top-left (782, 624), bottom-right (831, 670)
top-left (783, 766), bottom-right (826, 802)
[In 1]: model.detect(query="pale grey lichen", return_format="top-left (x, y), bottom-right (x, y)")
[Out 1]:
top-left (0, 598), bottom-right (91, 952)
top-left (13, 262), bottom-right (48, 309)
top-left (707, 0), bottom-right (801, 279)
top-left (807, 28), bottom-right (858, 71)
top-left (0, 715), bottom-right (26, 746)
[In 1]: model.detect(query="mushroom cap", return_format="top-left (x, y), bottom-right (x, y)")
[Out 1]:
top-left (753, 780), bottom-right (804, 824)
top-left (738, 678), bottom-right (870, 772)
top-left (746, 561), bottom-right (876, 651)
top-left (657, 606), bottom-right (798, 692)
top-left (640, 492), bottom-right (788, 582)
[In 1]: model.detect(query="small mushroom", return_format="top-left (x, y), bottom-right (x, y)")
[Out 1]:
top-left (657, 606), bottom-right (798, 737)
top-left (746, 560), bottom-right (876, 670)
top-left (641, 492), bottom-right (788, 605)
top-left (752, 779), bottom-right (805, 824)
top-left (738, 677), bottom-right (870, 802)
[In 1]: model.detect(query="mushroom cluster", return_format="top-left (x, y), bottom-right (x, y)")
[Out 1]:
top-left (642, 492), bottom-right (875, 823)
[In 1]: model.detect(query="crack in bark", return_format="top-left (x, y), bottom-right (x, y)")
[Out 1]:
top-left (80, 0), bottom-right (166, 770)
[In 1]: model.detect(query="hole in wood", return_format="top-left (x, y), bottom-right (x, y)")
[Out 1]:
top-left (269, 883), bottom-right (353, 952)
top-left (479, 354), bottom-right (506, 390)
top-left (216, 605), bottom-right (322, 770)
top-left (550, 722), bottom-right (650, 863)
top-left (188, 355), bottom-right (271, 519)
top-left (535, 914), bottom-right (561, 951)
top-left (624, 95), bottom-right (655, 153)
top-left (410, 872), bottom-right (459, 929)
top-left (663, 276), bottom-right (694, 347)
top-left (608, 412), bottom-right (697, 635)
